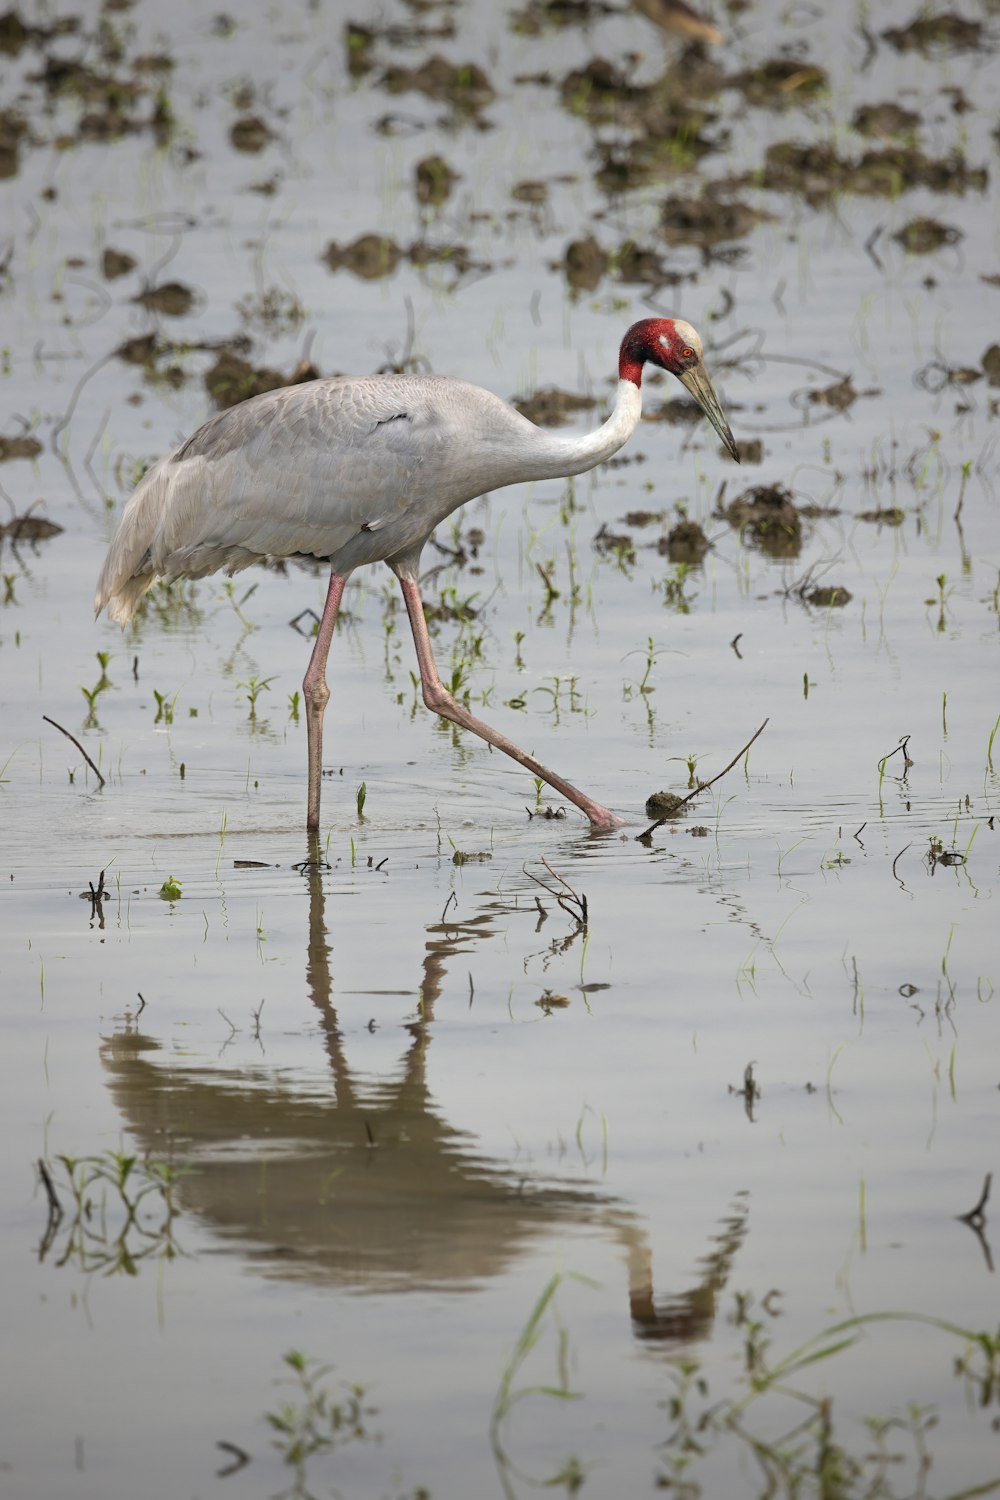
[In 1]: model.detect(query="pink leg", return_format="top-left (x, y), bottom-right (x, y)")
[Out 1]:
top-left (303, 570), bottom-right (347, 831)
top-left (397, 574), bottom-right (623, 831)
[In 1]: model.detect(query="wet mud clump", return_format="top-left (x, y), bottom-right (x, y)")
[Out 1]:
top-left (556, 236), bottom-right (685, 293)
top-left (514, 388), bottom-right (599, 426)
top-left (0, 431), bottom-right (42, 461)
top-left (415, 154), bottom-right (458, 204)
top-left (726, 57), bottom-right (827, 107)
top-left (0, 510), bottom-right (63, 541)
top-left (558, 235), bottom-right (609, 292)
top-left (644, 790), bottom-right (687, 818)
top-left (724, 484), bottom-right (802, 559)
top-left (0, 106), bottom-right (28, 176)
top-left (230, 115), bottom-right (274, 153)
top-left (511, 0), bottom-right (616, 36)
top-left (322, 233), bottom-right (483, 285)
top-left (658, 518), bottom-right (711, 563)
top-left (661, 193), bottom-right (772, 247)
top-left (981, 345), bottom-right (1000, 387)
top-left (133, 281), bottom-right (197, 317)
top-left (807, 375), bottom-right (859, 412)
top-left (760, 140), bottom-right (987, 205)
top-left (852, 102), bottom-right (920, 138)
top-left (381, 55), bottom-right (495, 115)
top-left (0, 8), bottom-right (77, 55)
top-left (881, 12), bottom-right (985, 55)
top-left (102, 246), bottom-right (137, 279)
top-left (204, 351), bottom-right (320, 412)
top-left (805, 585), bottom-right (852, 608)
top-left (893, 217), bottom-right (962, 254)
top-left (323, 234), bottom-right (403, 280)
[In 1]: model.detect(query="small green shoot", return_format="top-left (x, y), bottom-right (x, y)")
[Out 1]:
top-left (237, 674), bottom-right (275, 718)
top-left (153, 689), bottom-right (178, 725)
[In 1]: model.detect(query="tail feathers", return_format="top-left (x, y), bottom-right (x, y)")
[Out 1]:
top-left (95, 573), bottom-right (156, 627)
top-left (94, 457), bottom-right (173, 625)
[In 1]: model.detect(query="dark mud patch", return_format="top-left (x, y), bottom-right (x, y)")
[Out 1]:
top-left (644, 790), bottom-right (687, 818)
top-left (724, 484), bottom-right (802, 559)
top-left (805, 584), bottom-right (852, 608)
top-left (852, 102), bottom-right (920, 138)
top-left (323, 234), bottom-right (403, 280)
top-left (0, 106), bottom-right (28, 177)
top-left (415, 153), bottom-right (459, 204)
top-left (558, 235), bottom-right (609, 292)
top-left (592, 524), bottom-right (636, 564)
top-left (0, 8), bottom-right (78, 56)
top-left (133, 280), bottom-right (198, 317)
top-left (204, 351), bottom-right (320, 411)
top-left (514, 387), bottom-right (600, 426)
top-left (0, 432), bottom-right (42, 461)
top-left (981, 345), bottom-right (1000, 387)
top-left (882, 12), bottom-right (985, 56)
top-left (893, 217), bottom-right (962, 254)
top-left (510, 0), bottom-right (616, 35)
top-left (346, 8), bottom-right (457, 61)
top-left (381, 55), bottom-right (495, 115)
top-left (102, 246), bottom-right (137, 279)
top-left (323, 233), bottom-right (485, 283)
top-left (658, 518), bottom-right (711, 563)
top-left (644, 395), bottom-right (718, 430)
top-left (556, 235), bottom-right (687, 292)
top-left (0, 510), bottom-right (62, 540)
top-left (856, 506), bottom-right (905, 526)
top-left (660, 192), bottom-right (773, 247)
top-left (622, 509), bottom-right (664, 528)
top-left (805, 375), bottom-right (861, 413)
top-left (760, 140), bottom-right (987, 205)
top-left (726, 58), bottom-right (827, 108)
top-left (230, 115), bottom-right (274, 153)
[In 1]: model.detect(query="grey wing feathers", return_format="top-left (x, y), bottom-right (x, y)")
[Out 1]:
top-left (95, 378), bottom-right (447, 625)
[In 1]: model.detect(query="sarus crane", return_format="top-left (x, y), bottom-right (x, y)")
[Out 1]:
top-left (96, 317), bottom-right (738, 831)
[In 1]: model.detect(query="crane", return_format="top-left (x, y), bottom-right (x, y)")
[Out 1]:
top-left (96, 317), bottom-right (738, 832)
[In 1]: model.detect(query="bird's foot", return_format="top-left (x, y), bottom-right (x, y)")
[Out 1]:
top-left (587, 807), bottom-right (626, 832)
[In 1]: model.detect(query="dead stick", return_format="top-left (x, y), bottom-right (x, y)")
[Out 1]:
top-left (37, 1158), bottom-right (63, 1223)
top-left (638, 717), bottom-right (769, 840)
top-left (42, 715), bottom-right (106, 788)
top-left (958, 1172), bottom-right (992, 1227)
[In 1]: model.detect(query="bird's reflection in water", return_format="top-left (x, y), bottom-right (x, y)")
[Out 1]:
top-left (101, 837), bottom-right (747, 1342)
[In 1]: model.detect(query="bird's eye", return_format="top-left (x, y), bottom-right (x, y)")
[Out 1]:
top-left (681, 346), bottom-right (695, 359)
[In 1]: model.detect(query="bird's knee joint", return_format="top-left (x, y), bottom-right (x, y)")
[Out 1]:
top-left (423, 682), bottom-right (451, 715)
top-left (304, 677), bottom-right (330, 711)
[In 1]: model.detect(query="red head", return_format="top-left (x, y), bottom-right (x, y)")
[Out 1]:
top-left (618, 318), bottom-right (703, 386)
top-left (617, 316), bottom-right (739, 461)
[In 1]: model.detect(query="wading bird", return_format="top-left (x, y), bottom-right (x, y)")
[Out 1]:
top-left (97, 317), bottom-right (738, 831)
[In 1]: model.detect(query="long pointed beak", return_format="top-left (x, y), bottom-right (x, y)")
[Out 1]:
top-left (677, 364), bottom-right (740, 462)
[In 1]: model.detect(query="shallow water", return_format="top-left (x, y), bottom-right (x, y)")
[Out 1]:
top-left (2, 0), bottom-right (999, 1495)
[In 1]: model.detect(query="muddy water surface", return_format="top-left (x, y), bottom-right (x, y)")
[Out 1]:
top-left (2, 0), bottom-right (999, 1495)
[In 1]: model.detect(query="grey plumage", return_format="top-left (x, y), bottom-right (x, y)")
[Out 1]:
top-left (96, 374), bottom-right (576, 624)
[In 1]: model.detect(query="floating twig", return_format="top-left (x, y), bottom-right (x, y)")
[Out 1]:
top-left (42, 714), bottom-right (106, 788)
top-left (638, 718), bottom-right (768, 840)
top-left (524, 856), bottom-right (588, 927)
top-left (958, 1172), bottom-right (992, 1228)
